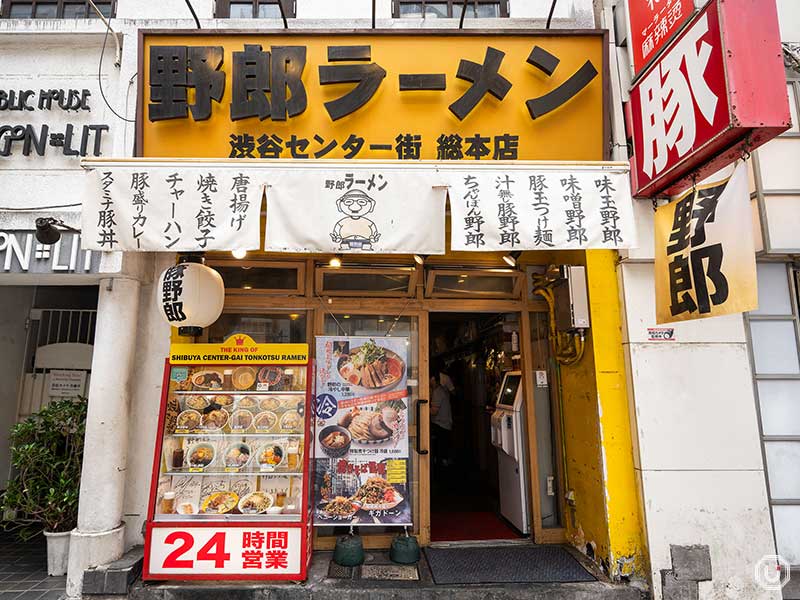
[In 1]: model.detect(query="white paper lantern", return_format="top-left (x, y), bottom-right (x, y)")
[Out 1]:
top-left (157, 262), bottom-right (224, 336)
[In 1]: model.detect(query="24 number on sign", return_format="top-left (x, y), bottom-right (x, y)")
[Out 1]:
top-left (147, 526), bottom-right (302, 577)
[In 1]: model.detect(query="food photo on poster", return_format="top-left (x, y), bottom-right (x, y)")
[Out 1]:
top-left (312, 336), bottom-right (412, 526)
top-left (313, 458), bottom-right (411, 526)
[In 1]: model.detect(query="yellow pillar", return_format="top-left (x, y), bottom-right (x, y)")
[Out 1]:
top-left (585, 249), bottom-right (647, 579)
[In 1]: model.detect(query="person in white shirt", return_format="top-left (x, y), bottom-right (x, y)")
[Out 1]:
top-left (430, 371), bottom-right (453, 467)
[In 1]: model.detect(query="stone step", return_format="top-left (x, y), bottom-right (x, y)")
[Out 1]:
top-left (129, 550), bottom-right (646, 600)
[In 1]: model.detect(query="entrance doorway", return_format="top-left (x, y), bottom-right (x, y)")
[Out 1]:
top-left (429, 312), bottom-right (529, 542)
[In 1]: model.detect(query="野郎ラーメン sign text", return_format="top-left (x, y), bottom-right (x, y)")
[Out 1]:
top-left (264, 168), bottom-right (446, 254)
top-left (654, 164), bottom-right (756, 324)
top-left (140, 33), bottom-right (606, 162)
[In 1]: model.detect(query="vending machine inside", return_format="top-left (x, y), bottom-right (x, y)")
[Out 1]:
top-left (490, 371), bottom-right (531, 535)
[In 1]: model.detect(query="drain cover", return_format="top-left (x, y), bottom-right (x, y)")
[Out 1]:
top-left (327, 562), bottom-right (354, 579)
top-left (360, 564), bottom-right (419, 581)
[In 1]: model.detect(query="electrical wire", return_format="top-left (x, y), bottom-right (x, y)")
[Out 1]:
top-left (184, 0), bottom-right (201, 29)
top-left (98, 15), bottom-right (135, 123)
top-left (546, 0), bottom-right (558, 29)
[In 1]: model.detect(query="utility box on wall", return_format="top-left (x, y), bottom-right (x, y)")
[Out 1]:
top-left (554, 265), bottom-right (590, 331)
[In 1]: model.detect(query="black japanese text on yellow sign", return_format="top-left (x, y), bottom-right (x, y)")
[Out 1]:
top-left (140, 33), bottom-right (606, 162)
top-left (169, 334), bottom-right (309, 365)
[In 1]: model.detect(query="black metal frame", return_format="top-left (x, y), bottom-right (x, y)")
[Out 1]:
top-left (215, 0), bottom-right (296, 18)
top-left (0, 0), bottom-right (115, 18)
top-left (393, 0), bottom-right (508, 18)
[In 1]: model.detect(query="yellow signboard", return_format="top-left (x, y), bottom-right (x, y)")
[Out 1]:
top-left (654, 165), bottom-right (757, 324)
top-left (139, 32), bottom-right (606, 161)
top-left (170, 334), bottom-right (309, 365)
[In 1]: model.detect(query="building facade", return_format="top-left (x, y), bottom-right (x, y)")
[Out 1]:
top-left (0, 0), bottom-right (796, 598)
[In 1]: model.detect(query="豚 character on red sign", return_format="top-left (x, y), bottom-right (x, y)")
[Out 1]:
top-left (638, 12), bottom-right (719, 178)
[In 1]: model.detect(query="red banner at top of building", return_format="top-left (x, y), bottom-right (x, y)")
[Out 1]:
top-left (628, 0), bottom-right (694, 75)
top-left (628, 0), bottom-right (791, 197)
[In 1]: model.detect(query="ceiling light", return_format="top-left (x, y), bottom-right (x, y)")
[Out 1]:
top-left (413, 254), bottom-right (426, 265)
top-left (231, 248), bottom-right (247, 259)
top-left (502, 251), bottom-right (523, 267)
top-left (343, 314), bottom-right (351, 319)
top-left (242, 284), bottom-right (253, 290)
top-left (289, 313), bottom-right (300, 321)
top-left (329, 255), bottom-right (342, 268)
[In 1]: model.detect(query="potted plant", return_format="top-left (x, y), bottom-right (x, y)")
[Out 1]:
top-left (1, 396), bottom-right (87, 576)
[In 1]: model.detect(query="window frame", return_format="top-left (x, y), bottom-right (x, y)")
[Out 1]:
top-left (745, 263), bottom-right (800, 566)
top-left (215, 0), bottom-right (296, 18)
top-left (424, 268), bottom-right (523, 299)
top-left (316, 266), bottom-right (418, 298)
top-left (206, 258), bottom-right (306, 296)
top-left (393, 0), bottom-right (509, 18)
top-left (1, 0), bottom-right (115, 18)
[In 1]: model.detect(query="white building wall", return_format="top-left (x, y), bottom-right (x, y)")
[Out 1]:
top-left (603, 0), bottom-right (786, 596)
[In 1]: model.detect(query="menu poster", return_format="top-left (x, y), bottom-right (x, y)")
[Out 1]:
top-left (313, 458), bottom-right (411, 526)
top-left (313, 336), bottom-right (412, 527)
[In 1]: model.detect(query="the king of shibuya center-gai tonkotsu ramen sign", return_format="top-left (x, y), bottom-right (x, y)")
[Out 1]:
top-left (313, 337), bottom-right (411, 526)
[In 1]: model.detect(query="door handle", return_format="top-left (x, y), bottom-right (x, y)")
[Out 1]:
top-left (416, 399), bottom-right (429, 455)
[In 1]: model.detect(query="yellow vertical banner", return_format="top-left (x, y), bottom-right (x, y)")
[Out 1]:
top-left (654, 164), bottom-right (757, 324)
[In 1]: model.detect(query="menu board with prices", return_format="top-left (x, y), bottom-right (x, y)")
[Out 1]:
top-left (144, 335), bottom-right (313, 581)
top-left (313, 336), bottom-right (413, 527)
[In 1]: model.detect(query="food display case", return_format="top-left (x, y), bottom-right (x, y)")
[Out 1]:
top-left (143, 335), bottom-right (313, 581)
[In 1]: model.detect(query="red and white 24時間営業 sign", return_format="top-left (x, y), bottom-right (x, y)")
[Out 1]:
top-left (145, 525), bottom-right (304, 578)
top-left (628, 0), bottom-right (790, 197)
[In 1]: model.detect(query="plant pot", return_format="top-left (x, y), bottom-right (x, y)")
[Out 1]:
top-left (43, 531), bottom-right (70, 576)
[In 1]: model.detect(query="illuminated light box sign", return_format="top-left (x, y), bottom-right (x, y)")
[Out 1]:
top-left (628, 0), bottom-right (790, 198)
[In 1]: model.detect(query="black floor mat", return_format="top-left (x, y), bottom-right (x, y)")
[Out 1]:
top-left (424, 545), bottom-right (596, 585)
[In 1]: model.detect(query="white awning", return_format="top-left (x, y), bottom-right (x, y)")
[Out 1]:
top-left (80, 159), bottom-right (636, 254)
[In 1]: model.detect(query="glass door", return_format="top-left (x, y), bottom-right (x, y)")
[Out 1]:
top-left (314, 311), bottom-right (430, 547)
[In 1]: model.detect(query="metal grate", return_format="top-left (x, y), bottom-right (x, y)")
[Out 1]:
top-left (16, 308), bottom-right (96, 419)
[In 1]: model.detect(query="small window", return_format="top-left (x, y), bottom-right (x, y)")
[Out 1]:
top-left (207, 260), bottom-right (305, 295)
top-left (317, 266), bottom-right (417, 297)
top-left (425, 268), bottom-right (522, 298)
top-left (2, 0), bottom-right (114, 18)
top-left (394, 0), bottom-right (508, 18)
top-left (207, 312), bottom-right (308, 345)
top-left (216, 0), bottom-right (295, 18)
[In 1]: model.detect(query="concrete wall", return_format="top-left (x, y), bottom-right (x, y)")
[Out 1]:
top-left (619, 257), bottom-right (777, 599)
top-left (0, 287), bottom-right (34, 487)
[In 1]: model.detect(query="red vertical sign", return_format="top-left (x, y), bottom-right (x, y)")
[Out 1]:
top-left (628, 0), bottom-right (694, 75)
top-left (628, 0), bottom-right (790, 197)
